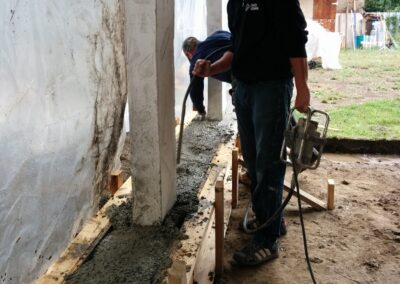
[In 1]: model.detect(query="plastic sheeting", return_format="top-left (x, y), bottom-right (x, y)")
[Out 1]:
top-left (306, 19), bottom-right (342, 69)
top-left (174, 0), bottom-right (208, 116)
top-left (0, 1), bottom-right (126, 283)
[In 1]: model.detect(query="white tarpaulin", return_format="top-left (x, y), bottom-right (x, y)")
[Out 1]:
top-left (174, 0), bottom-right (208, 116)
top-left (0, 1), bottom-right (126, 283)
top-left (306, 19), bottom-right (342, 69)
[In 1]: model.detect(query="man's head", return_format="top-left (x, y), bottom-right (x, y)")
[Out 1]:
top-left (182, 36), bottom-right (200, 60)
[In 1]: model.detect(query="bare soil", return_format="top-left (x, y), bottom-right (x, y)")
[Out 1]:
top-left (307, 50), bottom-right (400, 114)
top-left (220, 154), bottom-right (400, 284)
top-left (220, 52), bottom-right (400, 283)
top-left (68, 51), bottom-right (400, 283)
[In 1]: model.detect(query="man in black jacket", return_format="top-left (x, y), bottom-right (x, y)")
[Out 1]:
top-left (193, 0), bottom-right (310, 266)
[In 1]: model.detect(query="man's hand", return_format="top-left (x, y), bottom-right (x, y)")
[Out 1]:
top-left (294, 83), bottom-right (310, 113)
top-left (192, 59), bottom-right (212, 77)
top-left (192, 51), bottom-right (233, 78)
top-left (290, 57), bottom-right (310, 113)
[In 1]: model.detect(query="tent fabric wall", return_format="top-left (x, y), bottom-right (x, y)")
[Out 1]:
top-left (174, 0), bottom-right (208, 116)
top-left (306, 19), bottom-right (342, 69)
top-left (0, 1), bottom-right (126, 283)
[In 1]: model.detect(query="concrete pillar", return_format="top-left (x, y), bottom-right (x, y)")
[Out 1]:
top-left (125, 0), bottom-right (176, 225)
top-left (207, 0), bottom-right (224, 121)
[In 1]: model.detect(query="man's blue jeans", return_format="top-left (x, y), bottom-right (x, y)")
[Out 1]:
top-left (234, 78), bottom-right (293, 244)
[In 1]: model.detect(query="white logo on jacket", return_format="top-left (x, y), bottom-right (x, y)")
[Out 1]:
top-left (243, 2), bottom-right (259, 12)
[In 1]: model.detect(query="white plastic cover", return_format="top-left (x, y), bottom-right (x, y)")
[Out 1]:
top-left (306, 19), bottom-right (342, 69)
top-left (0, 1), bottom-right (126, 283)
top-left (174, 0), bottom-right (208, 116)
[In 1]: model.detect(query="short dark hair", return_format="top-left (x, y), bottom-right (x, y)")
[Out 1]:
top-left (182, 37), bottom-right (200, 53)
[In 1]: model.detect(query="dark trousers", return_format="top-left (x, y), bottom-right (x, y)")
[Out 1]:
top-left (234, 78), bottom-right (293, 244)
top-left (190, 92), bottom-right (205, 113)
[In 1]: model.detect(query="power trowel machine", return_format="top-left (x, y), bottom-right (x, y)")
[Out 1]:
top-left (242, 107), bottom-right (330, 284)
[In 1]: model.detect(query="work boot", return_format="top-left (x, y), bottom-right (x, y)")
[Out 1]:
top-left (239, 216), bottom-right (287, 237)
top-left (233, 239), bottom-right (278, 266)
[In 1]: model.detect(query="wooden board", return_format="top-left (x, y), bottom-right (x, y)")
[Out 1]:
top-left (194, 195), bottom-right (232, 283)
top-left (284, 179), bottom-right (326, 211)
top-left (327, 179), bottom-right (335, 210)
top-left (194, 162), bottom-right (233, 283)
top-left (168, 140), bottom-right (234, 284)
top-left (231, 148), bottom-right (239, 209)
top-left (110, 170), bottom-right (124, 194)
top-left (36, 178), bottom-right (132, 284)
top-left (313, 0), bottom-right (337, 32)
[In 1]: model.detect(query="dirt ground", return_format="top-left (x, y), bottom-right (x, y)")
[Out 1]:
top-left (69, 116), bottom-right (400, 284)
top-left (220, 51), bottom-right (400, 283)
top-left (221, 154), bottom-right (400, 284)
top-left (308, 50), bottom-right (400, 114)
top-left (68, 50), bottom-right (400, 283)
top-left (220, 50), bottom-right (400, 283)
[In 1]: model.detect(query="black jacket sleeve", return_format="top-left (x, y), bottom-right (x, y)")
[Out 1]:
top-left (227, 0), bottom-right (237, 52)
top-left (279, 0), bottom-right (308, 58)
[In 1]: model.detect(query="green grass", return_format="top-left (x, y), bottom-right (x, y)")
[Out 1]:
top-left (309, 49), bottom-right (400, 140)
top-left (328, 99), bottom-right (400, 140)
top-left (312, 88), bottom-right (344, 104)
top-left (333, 49), bottom-right (400, 85)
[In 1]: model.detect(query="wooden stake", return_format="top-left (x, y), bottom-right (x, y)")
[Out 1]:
top-left (110, 170), bottom-right (124, 195)
top-left (284, 181), bottom-right (326, 211)
top-left (215, 177), bottom-right (224, 277)
top-left (327, 179), bottom-right (335, 210)
top-left (231, 148), bottom-right (239, 209)
top-left (235, 134), bottom-right (241, 154)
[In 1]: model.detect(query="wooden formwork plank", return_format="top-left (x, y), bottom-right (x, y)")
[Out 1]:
top-left (214, 177), bottom-right (224, 277)
top-left (168, 140), bottom-right (234, 284)
top-left (36, 178), bottom-right (132, 284)
top-left (193, 201), bottom-right (232, 283)
top-left (231, 148), bottom-right (239, 209)
top-left (283, 180), bottom-right (326, 211)
top-left (194, 169), bottom-right (232, 284)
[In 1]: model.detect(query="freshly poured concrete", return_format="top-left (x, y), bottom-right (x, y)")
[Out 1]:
top-left (66, 111), bottom-right (237, 284)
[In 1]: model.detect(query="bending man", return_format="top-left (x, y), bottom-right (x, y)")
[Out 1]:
top-left (182, 30), bottom-right (232, 119)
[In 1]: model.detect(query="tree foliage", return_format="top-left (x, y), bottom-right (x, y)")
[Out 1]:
top-left (364, 0), bottom-right (400, 12)
top-left (386, 16), bottom-right (399, 35)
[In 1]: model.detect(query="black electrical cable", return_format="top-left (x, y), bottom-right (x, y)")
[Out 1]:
top-left (242, 117), bottom-right (318, 284)
top-left (177, 44), bottom-right (232, 164)
top-left (292, 156), bottom-right (317, 284)
top-left (176, 41), bottom-right (318, 281)
top-left (242, 116), bottom-right (298, 234)
top-left (242, 179), bottom-right (295, 233)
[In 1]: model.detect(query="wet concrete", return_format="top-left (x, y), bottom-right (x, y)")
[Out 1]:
top-left (66, 111), bottom-right (236, 284)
